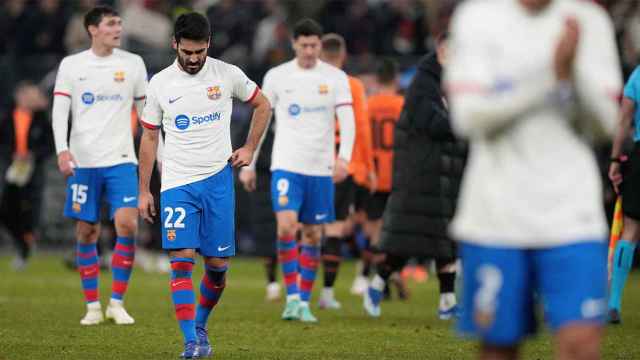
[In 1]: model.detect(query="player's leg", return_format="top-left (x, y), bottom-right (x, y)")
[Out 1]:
top-left (64, 167), bottom-right (104, 325)
top-left (435, 258), bottom-right (459, 320)
top-left (161, 184), bottom-right (201, 357)
top-left (253, 170), bottom-right (281, 301)
top-left (264, 255), bottom-right (281, 301)
top-left (458, 242), bottom-right (535, 359)
top-left (195, 165), bottom-right (236, 357)
top-left (297, 174), bottom-right (336, 322)
top-left (363, 254), bottom-right (405, 317)
top-left (271, 170), bottom-right (304, 320)
top-left (351, 185), bottom-right (372, 295)
top-left (533, 241), bottom-right (607, 360)
top-left (103, 164), bottom-right (139, 324)
top-left (320, 177), bottom-right (354, 309)
top-left (608, 216), bottom-right (639, 323)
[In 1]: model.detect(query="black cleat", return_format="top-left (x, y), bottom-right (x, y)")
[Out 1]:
top-left (608, 309), bottom-right (621, 325)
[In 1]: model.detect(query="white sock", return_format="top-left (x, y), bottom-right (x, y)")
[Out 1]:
top-left (300, 301), bottom-right (309, 308)
top-left (109, 298), bottom-right (124, 307)
top-left (439, 292), bottom-right (456, 310)
top-left (371, 274), bottom-right (385, 292)
top-left (286, 294), bottom-right (300, 302)
top-left (87, 301), bottom-right (101, 311)
top-left (322, 287), bottom-right (334, 299)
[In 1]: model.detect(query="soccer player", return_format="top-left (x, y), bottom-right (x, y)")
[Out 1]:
top-left (608, 60), bottom-right (640, 325)
top-left (317, 33), bottom-right (374, 310)
top-left (137, 13), bottom-right (271, 358)
top-left (446, 0), bottom-right (621, 358)
top-left (52, 5), bottom-right (147, 326)
top-left (240, 19), bottom-right (356, 323)
top-left (361, 58), bottom-right (406, 317)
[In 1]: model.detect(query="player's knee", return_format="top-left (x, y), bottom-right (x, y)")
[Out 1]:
top-left (302, 225), bottom-right (322, 244)
top-left (76, 222), bottom-right (99, 243)
top-left (557, 325), bottom-right (601, 360)
top-left (115, 216), bottom-right (138, 237)
top-left (277, 222), bottom-right (297, 238)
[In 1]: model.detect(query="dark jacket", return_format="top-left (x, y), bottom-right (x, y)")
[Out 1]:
top-left (379, 53), bottom-right (468, 259)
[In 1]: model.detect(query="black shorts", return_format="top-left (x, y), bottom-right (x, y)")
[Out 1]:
top-left (353, 183), bottom-right (369, 212)
top-left (622, 144), bottom-right (640, 220)
top-left (334, 176), bottom-right (355, 221)
top-left (365, 192), bottom-right (389, 220)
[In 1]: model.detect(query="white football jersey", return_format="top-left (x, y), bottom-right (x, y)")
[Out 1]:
top-left (262, 60), bottom-right (353, 176)
top-left (445, 0), bottom-right (622, 247)
top-left (53, 49), bottom-right (147, 167)
top-left (142, 57), bottom-right (258, 192)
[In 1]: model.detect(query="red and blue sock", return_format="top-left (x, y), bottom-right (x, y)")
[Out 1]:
top-left (278, 235), bottom-right (299, 299)
top-left (77, 243), bottom-right (99, 303)
top-left (195, 264), bottom-right (227, 328)
top-left (170, 258), bottom-right (196, 343)
top-left (111, 236), bottom-right (135, 301)
top-left (299, 244), bottom-right (320, 303)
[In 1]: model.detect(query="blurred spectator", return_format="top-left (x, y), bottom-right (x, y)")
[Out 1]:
top-left (65, 0), bottom-right (98, 54)
top-left (0, 82), bottom-right (54, 270)
top-left (373, 0), bottom-right (428, 56)
top-left (319, 0), bottom-right (376, 56)
top-left (251, 0), bottom-right (291, 79)
top-left (206, 0), bottom-right (258, 68)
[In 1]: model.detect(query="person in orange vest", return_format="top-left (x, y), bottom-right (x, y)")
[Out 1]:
top-left (318, 33), bottom-right (376, 309)
top-left (0, 81), bottom-right (53, 270)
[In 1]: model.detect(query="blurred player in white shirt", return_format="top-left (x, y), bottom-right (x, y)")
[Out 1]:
top-left (240, 19), bottom-right (356, 323)
top-left (137, 12), bottom-right (271, 358)
top-left (51, 5), bottom-right (147, 327)
top-left (446, 0), bottom-right (622, 358)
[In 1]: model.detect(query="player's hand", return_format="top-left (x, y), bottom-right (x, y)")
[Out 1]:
top-left (367, 171), bottom-right (378, 194)
top-left (230, 146), bottom-right (254, 168)
top-left (554, 17), bottom-right (580, 81)
top-left (138, 191), bottom-right (156, 224)
top-left (239, 168), bottom-right (257, 192)
top-left (57, 150), bottom-right (76, 177)
top-left (609, 161), bottom-right (623, 194)
top-left (333, 158), bottom-right (349, 184)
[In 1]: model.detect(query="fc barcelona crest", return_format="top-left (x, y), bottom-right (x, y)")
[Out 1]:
top-left (207, 85), bottom-right (222, 100)
top-left (72, 202), bottom-right (82, 213)
top-left (114, 71), bottom-right (125, 82)
top-left (167, 229), bottom-right (176, 241)
top-left (319, 84), bottom-right (328, 95)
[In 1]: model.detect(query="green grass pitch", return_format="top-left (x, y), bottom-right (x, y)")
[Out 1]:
top-left (0, 254), bottom-right (639, 359)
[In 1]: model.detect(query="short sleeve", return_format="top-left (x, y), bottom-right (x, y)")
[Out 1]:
top-left (334, 71), bottom-right (353, 107)
top-left (624, 67), bottom-right (640, 102)
top-left (261, 69), bottom-right (277, 108)
top-left (134, 56), bottom-right (148, 100)
top-left (53, 58), bottom-right (73, 98)
top-left (230, 64), bottom-right (259, 102)
top-left (140, 79), bottom-right (162, 129)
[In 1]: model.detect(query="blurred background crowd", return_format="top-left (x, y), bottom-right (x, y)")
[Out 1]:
top-left (1, 0), bottom-right (640, 270)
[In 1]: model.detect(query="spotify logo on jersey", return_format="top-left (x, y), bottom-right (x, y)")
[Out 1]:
top-left (288, 104), bottom-right (301, 117)
top-left (82, 92), bottom-right (95, 105)
top-left (175, 114), bottom-right (190, 130)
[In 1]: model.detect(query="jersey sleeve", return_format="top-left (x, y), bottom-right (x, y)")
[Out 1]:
top-left (134, 56), bottom-right (148, 100)
top-left (624, 67), bottom-right (640, 102)
top-left (261, 69), bottom-right (277, 108)
top-left (140, 79), bottom-right (162, 130)
top-left (230, 64), bottom-right (259, 103)
top-left (53, 58), bottom-right (73, 98)
top-left (334, 71), bottom-right (353, 107)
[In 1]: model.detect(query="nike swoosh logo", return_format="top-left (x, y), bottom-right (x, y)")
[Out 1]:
top-left (123, 196), bottom-right (137, 203)
top-left (78, 77), bottom-right (87, 81)
top-left (172, 280), bottom-right (188, 288)
top-left (315, 214), bottom-right (328, 221)
top-left (169, 96), bottom-right (183, 104)
top-left (218, 245), bottom-right (231, 252)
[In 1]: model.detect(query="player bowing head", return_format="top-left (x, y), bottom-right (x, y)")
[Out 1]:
top-left (173, 13), bottom-right (210, 75)
top-left (292, 19), bottom-right (323, 69)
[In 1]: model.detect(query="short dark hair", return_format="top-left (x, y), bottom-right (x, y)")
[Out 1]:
top-left (174, 12), bottom-right (211, 44)
top-left (292, 18), bottom-right (323, 40)
top-left (84, 5), bottom-right (119, 35)
top-left (436, 31), bottom-right (449, 45)
top-left (321, 33), bottom-right (345, 55)
top-left (376, 58), bottom-right (398, 85)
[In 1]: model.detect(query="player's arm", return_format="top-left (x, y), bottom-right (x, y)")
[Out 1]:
top-left (573, 8), bottom-right (623, 142)
top-left (445, 4), bottom-right (571, 138)
top-left (335, 73), bottom-right (356, 183)
top-left (232, 90), bottom-right (272, 168)
top-left (609, 97), bottom-right (635, 193)
top-left (137, 82), bottom-right (162, 223)
top-left (239, 69), bottom-right (277, 191)
top-left (133, 56), bottom-right (148, 118)
top-left (52, 58), bottom-right (76, 177)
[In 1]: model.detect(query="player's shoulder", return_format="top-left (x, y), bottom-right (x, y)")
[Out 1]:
top-left (348, 75), bottom-right (365, 90)
top-left (562, 0), bottom-right (611, 27)
top-left (149, 62), bottom-right (177, 87)
top-left (452, 0), bottom-right (504, 23)
top-left (59, 50), bottom-right (91, 69)
top-left (206, 57), bottom-right (241, 74)
top-left (113, 48), bottom-right (144, 63)
top-left (264, 60), bottom-right (295, 79)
